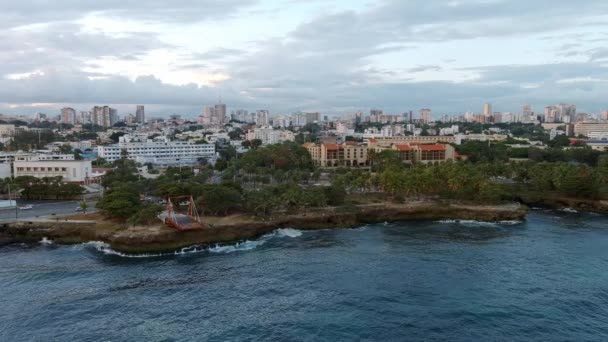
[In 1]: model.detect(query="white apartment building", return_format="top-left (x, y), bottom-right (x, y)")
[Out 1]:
top-left (13, 155), bottom-right (92, 183)
top-left (246, 127), bottom-right (295, 146)
top-left (98, 139), bottom-right (215, 166)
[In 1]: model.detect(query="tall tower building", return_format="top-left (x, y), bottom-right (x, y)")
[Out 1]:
top-left (419, 109), bottom-right (432, 124)
top-left (61, 107), bottom-right (76, 124)
top-left (305, 112), bottom-right (320, 124)
top-left (370, 109), bottom-right (383, 122)
top-left (136, 105), bottom-right (145, 123)
top-left (91, 106), bottom-right (117, 127)
top-left (214, 103), bottom-right (226, 124)
top-left (483, 103), bottom-right (492, 117)
top-left (256, 110), bottom-right (269, 126)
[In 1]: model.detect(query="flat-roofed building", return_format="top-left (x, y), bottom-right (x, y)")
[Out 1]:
top-left (246, 127), bottom-right (295, 146)
top-left (574, 123), bottom-right (608, 137)
top-left (98, 139), bottom-right (215, 166)
top-left (304, 141), bottom-right (455, 167)
top-left (13, 155), bottom-right (92, 183)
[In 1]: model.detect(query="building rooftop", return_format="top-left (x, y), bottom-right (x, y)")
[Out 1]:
top-left (418, 144), bottom-right (446, 151)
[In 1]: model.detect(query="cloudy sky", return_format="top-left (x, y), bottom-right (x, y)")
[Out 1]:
top-left (1, 0), bottom-right (608, 118)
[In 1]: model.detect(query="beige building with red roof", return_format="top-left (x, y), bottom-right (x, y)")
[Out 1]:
top-left (304, 141), bottom-right (456, 167)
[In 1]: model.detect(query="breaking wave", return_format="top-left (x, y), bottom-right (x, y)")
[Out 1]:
top-left (560, 208), bottom-right (579, 213)
top-left (436, 219), bottom-right (522, 227)
top-left (274, 228), bottom-right (303, 238)
top-left (39, 237), bottom-right (54, 245)
top-left (78, 228), bottom-right (305, 258)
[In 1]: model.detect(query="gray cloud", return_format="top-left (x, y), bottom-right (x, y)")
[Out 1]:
top-left (0, 0), bottom-right (257, 28)
top-left (2, 0), bottom-right (608, 116)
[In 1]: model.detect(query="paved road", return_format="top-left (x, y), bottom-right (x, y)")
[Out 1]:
top-left (0, 200), bottom-right (97, 221)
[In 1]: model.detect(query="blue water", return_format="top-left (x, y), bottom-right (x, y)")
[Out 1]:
top-left (1, 210), bottom-right (608, 341)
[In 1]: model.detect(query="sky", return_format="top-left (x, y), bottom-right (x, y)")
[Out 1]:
top-left (1, 0), bottom-right (608, 118)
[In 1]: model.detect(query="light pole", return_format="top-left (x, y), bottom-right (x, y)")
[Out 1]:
top-left (8, 182), bottom-right (17, 220)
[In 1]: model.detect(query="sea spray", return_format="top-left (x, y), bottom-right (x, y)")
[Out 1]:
top-left (39, 237), bottom-right (54, 245)
top-left (77, 227), bottom-right (306, 258)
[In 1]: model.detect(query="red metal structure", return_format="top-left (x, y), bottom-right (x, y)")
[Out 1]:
top-left (164, 195), bottom-right (205, 231)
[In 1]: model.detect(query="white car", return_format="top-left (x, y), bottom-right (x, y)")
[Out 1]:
top-left (18, 205), bottom-right (33, 210)
top-left (75, 207), bottom-right (83, 211)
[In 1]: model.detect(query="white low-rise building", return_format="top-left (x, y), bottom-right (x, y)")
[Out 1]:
top-left (98, 138), bottom-right (215, 166)
top-left (13, 155), bottom-right (92, 183)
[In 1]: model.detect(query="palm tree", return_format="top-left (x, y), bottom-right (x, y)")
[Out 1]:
top-left (80, 200), bottom-right (88, 214)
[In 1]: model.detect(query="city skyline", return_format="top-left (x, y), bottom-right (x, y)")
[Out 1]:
top-left (1, 1), bottom-right (608, 116)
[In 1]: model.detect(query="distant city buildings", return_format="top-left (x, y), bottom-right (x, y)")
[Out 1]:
top-left (198, 103), bottom-right (227, 125)
top-left (136, 105), bottom-right (145, 124)
top-left (246, 127), bottom-right (295, 146)
top-left (61, 107), bottom-right (76, 125)
top-left (255, 110), bottom-right (270, 126)
top-left (483, 103), bottom-right (492, 117)
top-left (419, 109), bottom-right (432, 124)
top-left (91, 106), bottom-right (118, 127)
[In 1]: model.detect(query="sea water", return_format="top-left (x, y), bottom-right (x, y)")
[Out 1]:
top-left (1, 211), bottom-right (607, 341)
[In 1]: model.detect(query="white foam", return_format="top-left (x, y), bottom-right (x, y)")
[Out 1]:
top-left (75, 226), bottom-right (306, 258)
top-left (81, 241), bottom-right (169, 258)
top-left (39, 237), bottom-right (54, 245)
top-left (498, 220), bottom-right (523, 225)
top-left (436, 219), bottom-right (498, 227)
top-left (560, 208), bottom-right (578, 213)
top-left (275, 228), bottom-right (303, 238)
top-left (208, 240), bottom-right (267, 254)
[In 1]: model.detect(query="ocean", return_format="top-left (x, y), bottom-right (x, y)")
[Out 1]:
top-left (1, 210), bottom-right (607, 341)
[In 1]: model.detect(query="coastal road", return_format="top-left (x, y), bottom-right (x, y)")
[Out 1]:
top-left (0, 200), bottom-right (97, 221)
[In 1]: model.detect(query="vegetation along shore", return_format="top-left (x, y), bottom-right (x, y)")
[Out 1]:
top-left (2, 132), bottom-right (608, 253)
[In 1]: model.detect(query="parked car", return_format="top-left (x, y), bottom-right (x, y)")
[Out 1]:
top-left (18, 205), bottom-right (33, 210)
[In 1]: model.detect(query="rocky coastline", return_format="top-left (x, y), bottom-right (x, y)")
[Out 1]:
top-left (0, 201), bottom-right (529, 254)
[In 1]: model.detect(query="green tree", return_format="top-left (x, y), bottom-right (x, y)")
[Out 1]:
top-left (97, 185), bottom-right (141, 219)
top-left (128, 204), bottom-right (163, 226)
top-left (79, 200), bottom-right (88, 214)
top-left (196, 185), bottom-right (243, 216)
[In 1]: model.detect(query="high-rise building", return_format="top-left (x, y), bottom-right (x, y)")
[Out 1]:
top-left (256, 110), bottom-right (270, 126)
top-left (78, 111), bottom-right (91, 124)
top-left (305, 112), bottom-right (320, 124)
top-left (521, 104), bottom-right (533, 123)
top-left (483, 103), bottom-right (492, 117)
top-left (136, 105), bottom-right (145, 124)
top-left (214, 104), bottom-right (226, 124)
top-left (91, 106), bottom-right (117, 127)
top-left (557, 103), bottom-right (576, 123)
top-left (355, 111), bottom-right (363, 124)
top-left (61, 107), bottom-right (76, 124)
top-left (370, 109), bottom-right (383, 122)
top-left (420, 109), bottom-right (432, 124)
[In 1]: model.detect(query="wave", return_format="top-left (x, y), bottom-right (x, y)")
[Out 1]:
top-left (560, 208), bottom-right (579, 213)
top-left (78, 227), bottom-right (306, 258)
top-left (39, 237), bottom-right (54, 245)
top-left (208, 240), bottom-right (267, 254)
top-left (274, 228), bottom-right (303, 238)
top-left (436, 219), bottom-right (522, 227)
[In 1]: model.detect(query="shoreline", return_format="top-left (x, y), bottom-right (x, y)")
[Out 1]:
top-left (1, 200), bottom-right (528, 254)
top-left (2, 196), bottom-right (606, 255)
